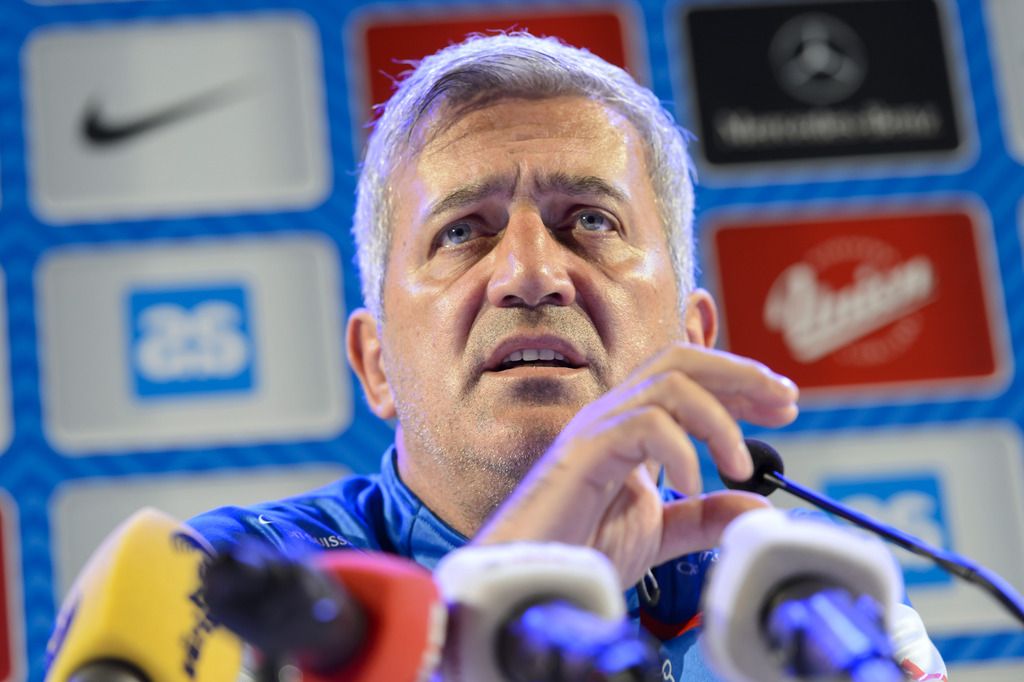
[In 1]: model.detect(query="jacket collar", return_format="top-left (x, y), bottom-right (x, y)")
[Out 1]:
top-left (378, 446), bottom-right (469, 569)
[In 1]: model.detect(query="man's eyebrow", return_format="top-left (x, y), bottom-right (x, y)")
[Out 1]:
top-left (426, 174), bottom-right (515, 220)
top-left (532, 172), bottom-right (628, 203)
top-left (425, 171), bottom-right (627, 220)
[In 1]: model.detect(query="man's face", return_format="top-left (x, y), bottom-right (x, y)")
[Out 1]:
top-left (377, 96), bottom-right (687, 479)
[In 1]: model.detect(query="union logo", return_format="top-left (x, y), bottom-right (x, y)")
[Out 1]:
top-left (763, 237), bottom-right (935, 365)
top-left (707, 205), bottom-right (1007, 398)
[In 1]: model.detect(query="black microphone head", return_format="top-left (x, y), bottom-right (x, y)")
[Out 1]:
top-left (69, 660), bottom-right (148, 682)
top-left (720, 438), bottom-right (784, 497)
top-left (203, 540), bottom-right (367, 669)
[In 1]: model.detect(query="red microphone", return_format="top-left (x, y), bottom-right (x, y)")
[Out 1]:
top-left (203, 543), bottom-right (445, 682)
top-left (305, 551), bottom-right (446, 682)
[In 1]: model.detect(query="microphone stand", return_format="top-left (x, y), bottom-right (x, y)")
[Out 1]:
top-left (741, 438), bottom-right (1024, 627)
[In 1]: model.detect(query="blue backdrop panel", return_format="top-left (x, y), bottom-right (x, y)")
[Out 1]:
top-left (0, 0), bottom-right (1019, 680)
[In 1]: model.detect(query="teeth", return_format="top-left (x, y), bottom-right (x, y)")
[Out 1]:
top-left (501, 349), bottom-right (569, 364)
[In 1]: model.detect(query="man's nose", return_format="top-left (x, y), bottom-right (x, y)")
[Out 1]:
top-left (486, 210), bottom-right (576, 308)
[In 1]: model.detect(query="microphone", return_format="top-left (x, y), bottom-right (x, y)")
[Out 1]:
top-left (44, 508), bottom-right (243, 682)
top-left (724, 438), bottom-right (1024, 627)
top-left (701, 507), bottom-right (905, 682)
top-left (203, 544), bottom-right (445, 682)
top-left (434, 542), bottom-right (661, 682)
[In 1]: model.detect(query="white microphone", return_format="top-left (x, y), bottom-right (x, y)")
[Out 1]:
top-left (701, 508), bottom-right (906, 682)
top-left (434, 542), bottom-right (660, 682)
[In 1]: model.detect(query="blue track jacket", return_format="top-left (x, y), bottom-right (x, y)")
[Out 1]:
top-left (190, 447), bottom-right (729, 681)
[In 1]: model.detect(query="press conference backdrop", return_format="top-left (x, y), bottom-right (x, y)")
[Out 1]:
top-left (0, 0), bottom-right (1020, 679)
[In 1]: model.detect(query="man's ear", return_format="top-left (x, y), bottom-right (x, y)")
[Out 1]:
top-left (347, 308), bottom-right (396, 420)
top-left (684, 288), bottom-right (719, 349)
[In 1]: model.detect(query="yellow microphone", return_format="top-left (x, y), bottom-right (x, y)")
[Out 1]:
top-left (44, 508), bottom-right (242, 682)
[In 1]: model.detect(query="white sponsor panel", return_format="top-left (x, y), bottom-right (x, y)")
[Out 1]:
top-left (0, 271), bottom-right (11, 455)
top-left (948, 659), bottom-right (1024, 682)
top-left (23, 13), bottom-right (329, 223)
top-left (988, 0), bottom-right (1024, 164)
top-left (51, 464), bottom-right (350, 598)
top-left (37, 233), bottom-right (351, 453)
top-left (765, 423), bottom-right (1024, 634)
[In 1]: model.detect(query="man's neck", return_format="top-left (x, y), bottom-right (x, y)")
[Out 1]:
top-left (394, 429), bottom-right (512, 538)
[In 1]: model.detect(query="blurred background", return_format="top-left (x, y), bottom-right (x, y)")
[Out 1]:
top-left (0, 0), bottom-right (1021, 679)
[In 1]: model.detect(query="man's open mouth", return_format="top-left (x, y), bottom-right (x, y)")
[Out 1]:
top-left (483, 336), bottom-right (588, 373)
top-left (493, 348), bottom-right (581, 371)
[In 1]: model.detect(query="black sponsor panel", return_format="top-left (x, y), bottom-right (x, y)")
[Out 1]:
top-left (683, 0), bottom-right (961, 165)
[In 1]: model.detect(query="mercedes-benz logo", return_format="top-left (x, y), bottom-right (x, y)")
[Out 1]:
top-left (769, 12), bottom-right (868, 106)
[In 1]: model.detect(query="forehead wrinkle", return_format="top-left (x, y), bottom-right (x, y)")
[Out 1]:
top-left (425, 166), bottom-right (522, 220)
top-left (531, 171), bottom-right (629, 203)
top-left (425, 176), bottom-right (506, 220)
top-left (426, 165), bottom-right (630, 221)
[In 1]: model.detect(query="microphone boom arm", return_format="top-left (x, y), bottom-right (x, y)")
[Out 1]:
top-left (764, 469), bottom-right (1024, 627)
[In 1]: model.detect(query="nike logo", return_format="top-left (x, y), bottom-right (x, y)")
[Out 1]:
top-left (257, 514), bottom-right (272, 525)
top-left (81, 82), bottom-right (249, 146)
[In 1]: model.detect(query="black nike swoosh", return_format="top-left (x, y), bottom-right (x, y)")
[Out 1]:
top-left (81, 83), bottom-right (249, 146)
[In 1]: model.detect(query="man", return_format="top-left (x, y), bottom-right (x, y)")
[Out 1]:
top-left (190, 33), bottom-right (930, 679)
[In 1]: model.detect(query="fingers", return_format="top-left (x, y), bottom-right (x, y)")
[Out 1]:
top-left (716, 392), bottom-right (799, 428)
top-left (635, 345), bottom-right (799, 425)
top-left (478, 407), bottom-right (700, 546)
top-left (477, 343), bottom-right (796, 570)
top-left (583, 407), bottom-right (701, 497)
top-left (609, 371), bottom-right (751, 481)
top-left (654, 490), bottom-right (771, 566)
top-left (605, 344), bottom-right (798, 479)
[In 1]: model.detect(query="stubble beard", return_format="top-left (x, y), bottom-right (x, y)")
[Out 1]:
top-left (394, 390), bottom-right (567, 533)
top-left (385, 306), bottom-right (606, 534)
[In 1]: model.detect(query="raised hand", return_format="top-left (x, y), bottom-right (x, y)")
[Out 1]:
top-left (475, 343), bottom-right (799, 586)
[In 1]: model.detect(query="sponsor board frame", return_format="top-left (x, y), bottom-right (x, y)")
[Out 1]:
top-left (0, 271), bottom-right (12, 456)
top-left (21, 11), bottom-right (331, 224)
top-left (342, 0), bottom-right (650, 154)
top-left (983, 0), bottom-right (1024, 167)
top-left (700, 194), bottom-right (1013, 404)
top-left (48, 463), bottom-right (350, 601)
top-left (665, 0), bottom-right (978, 185)
top-left (35, 232), bottom-right (351, 454)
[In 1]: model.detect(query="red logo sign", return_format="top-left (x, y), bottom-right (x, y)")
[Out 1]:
top-left (0, 495), bottom-right (18, 681)
top-left (353, 8), bottom-right (643, 126)
top-left (708, 206), bottom-right (1007, 397)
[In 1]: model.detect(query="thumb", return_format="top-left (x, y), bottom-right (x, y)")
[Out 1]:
top-left (654, 490), bottom-right (771, 566)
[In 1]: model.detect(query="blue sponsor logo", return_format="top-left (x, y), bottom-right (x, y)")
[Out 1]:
top-left (127, 285), bottom-right (255, 398)
top-left (825, 473), bottom-right (951, 586)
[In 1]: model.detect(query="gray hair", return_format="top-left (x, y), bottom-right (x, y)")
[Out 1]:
top-left (353, 32), bottom-right (696, 319)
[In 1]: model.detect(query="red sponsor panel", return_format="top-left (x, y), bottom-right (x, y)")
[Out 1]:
top-left (0, 494), bottom-right (18, 681)
top-left (709, 206), bottom-right (1005, 396)
top-left (357, 8), bottom-right (640, 123)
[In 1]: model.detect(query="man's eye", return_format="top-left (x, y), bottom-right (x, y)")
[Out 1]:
top-left (575, 211), bottom-right (614, 232)
top-left (439, 222), bottom-right (478, 247)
